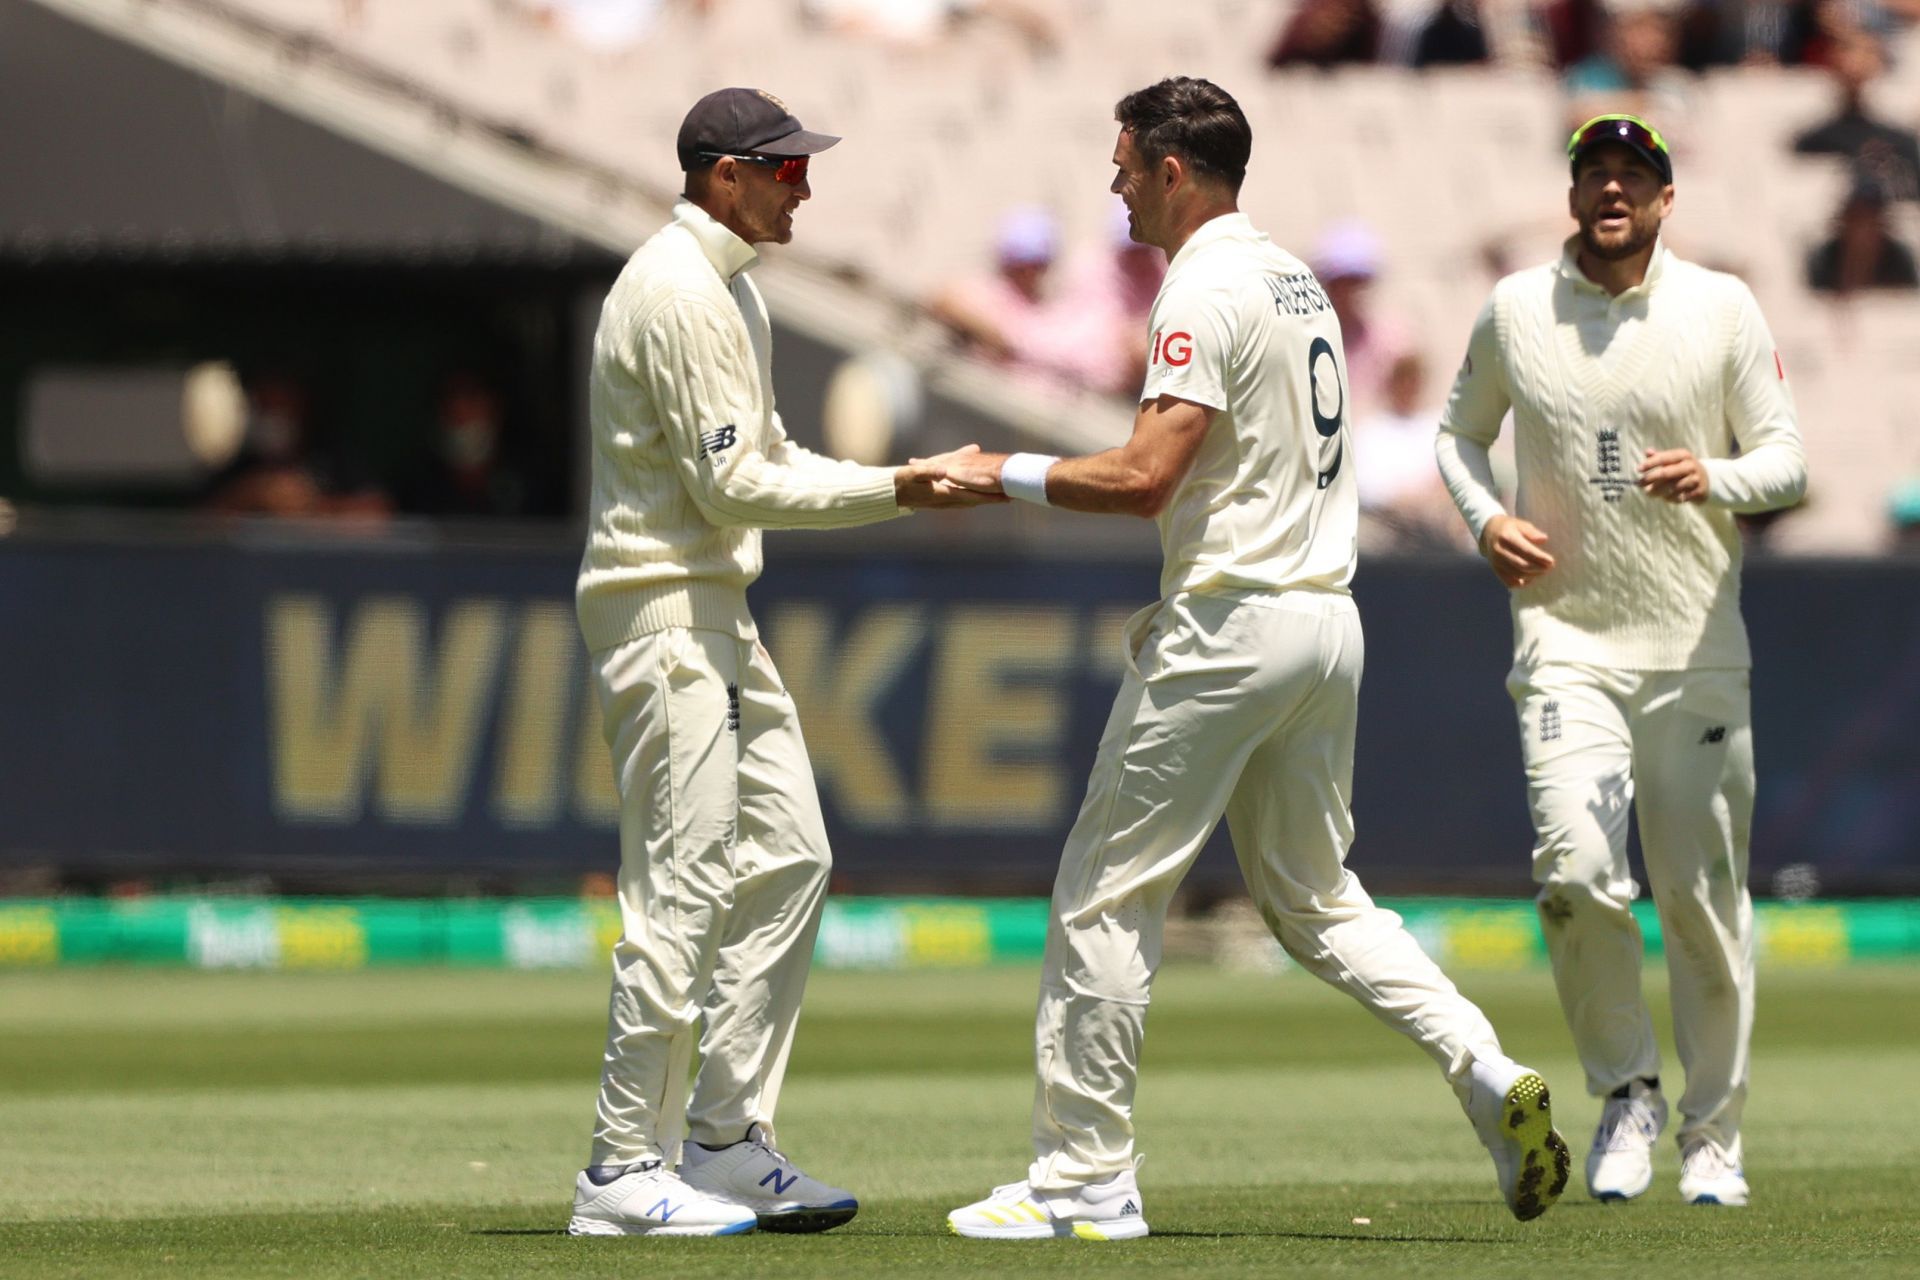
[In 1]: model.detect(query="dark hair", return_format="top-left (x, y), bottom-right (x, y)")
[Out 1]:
top-left (1113, 77), bottom-right (1251, 194)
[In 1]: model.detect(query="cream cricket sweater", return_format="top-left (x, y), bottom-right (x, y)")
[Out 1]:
top-left (1436, 239), bottom-right (1807, 671)
top-left (576, 201), bottom-right (904, 650)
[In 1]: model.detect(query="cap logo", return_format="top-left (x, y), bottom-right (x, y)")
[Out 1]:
top-left (755, 90), bottom-right (789, 112)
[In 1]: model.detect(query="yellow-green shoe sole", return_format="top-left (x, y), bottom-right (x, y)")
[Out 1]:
top-left (1504, 1072), bottom-right (1572, 1221)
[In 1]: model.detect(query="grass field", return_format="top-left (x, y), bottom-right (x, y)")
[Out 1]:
top-left (2, 961), bottom-right (1918, 1278)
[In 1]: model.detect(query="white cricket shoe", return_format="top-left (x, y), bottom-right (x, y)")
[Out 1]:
top-left (947, 1167), bottom-right (1148, 1241)
top-left (567, 1162), bottom-right (757, 1236)
top-left (678, 1124), bottom-right (859, 1233)
top-left (1466, 1057), bottom-right (1571, 1222)
top-left (1679, 1140), bottom-right (1749, 1207)
top-left (1587, 1080), bottom-right (1667, 1201)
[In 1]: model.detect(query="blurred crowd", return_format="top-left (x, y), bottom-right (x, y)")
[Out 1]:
top-left (926, 202), bottom-right (1165, 398)
top-left (1265, 0), bottom-right (1920, 77)
top-left (1267, 0), bottom-right (1920, 297)
top-left (914, 0), bottom-right (1920, 549)
top-left (298, 0), bottom-right (1919, 548)
top-left (202, 370), bottom-right (533, 524)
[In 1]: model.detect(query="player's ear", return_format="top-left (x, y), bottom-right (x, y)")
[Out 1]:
top-left (1162, 152), bottom-right (1183, 193)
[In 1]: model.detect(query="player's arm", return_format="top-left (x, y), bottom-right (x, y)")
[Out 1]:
top-left (765, 409), bottom-right (887, 480)
top-left (639, 302), bottom-right (995, 522)
top-left (928, 394), bottom-right (1215, 517)
top-left (1642, 284), bottom-right (1807, 511)
top-left (762, 413), bottom-right (1007, 511)
top-left (933, 283), bottom-right (1229, 514)
top-left (1436, 294), bottom-right (1554, 587)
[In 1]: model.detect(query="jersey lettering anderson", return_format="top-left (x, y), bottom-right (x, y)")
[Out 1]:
top-left (1138, 213), bottom-right (1357, 600)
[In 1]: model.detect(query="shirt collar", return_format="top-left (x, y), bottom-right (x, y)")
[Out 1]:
top-left (674, 199), bottom-right (759, 281)
top-left (1165, 211), bottom-right (1257, 277)
top-left (1557, 233), bottom-right (1669, 298)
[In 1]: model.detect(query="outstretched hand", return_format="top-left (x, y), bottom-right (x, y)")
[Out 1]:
top-left (911, 444), bottom-right (1009, 494)
top-left (894, 444), bottom-right (1009, 508)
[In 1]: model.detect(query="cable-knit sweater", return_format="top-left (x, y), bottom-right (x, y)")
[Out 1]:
top-left (1435, 238), bottom-right (1807, 671)
top-left (576, 201), bottom-right (905, 651)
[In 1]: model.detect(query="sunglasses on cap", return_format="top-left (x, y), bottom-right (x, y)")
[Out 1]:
top-left (697, 151), bottom-right (809, 185)
top-left (1567, 114), bottom-right (1672, 182)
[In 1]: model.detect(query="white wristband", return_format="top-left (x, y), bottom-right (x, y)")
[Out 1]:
top-left (1001, 452), bottom-right (1058, 506)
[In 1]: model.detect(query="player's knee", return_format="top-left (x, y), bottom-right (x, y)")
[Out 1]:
top-left (1534, 874), bottom-right (1632, 933)
top-left (795, 841), bottom-right (832, 889)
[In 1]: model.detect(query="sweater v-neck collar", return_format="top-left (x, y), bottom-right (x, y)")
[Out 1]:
top-left (1557, 234), bottom-right (1669, 303)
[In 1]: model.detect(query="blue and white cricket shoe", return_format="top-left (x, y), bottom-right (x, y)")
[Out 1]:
top-left (567, 1161), bottom-right (757, 1236)
top-left (1678, 1140), bottom-right (1749, 1206)
top-left (947, 1167), bottom-right (1149, 1240)
top-left (678, 1123), bottom-right (859, 1233)
top-left (1587, 1079), bottom-right (1667, 1201)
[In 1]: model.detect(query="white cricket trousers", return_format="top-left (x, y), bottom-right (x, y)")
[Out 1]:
top-left (1030, 589), bottom-right (1509, 1191)
top-left (1509, 662), bottom-right (1755, 1161)
top-left (586, 626), bottom-right (831, 1168)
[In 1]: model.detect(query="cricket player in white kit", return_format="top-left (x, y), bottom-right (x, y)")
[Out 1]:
top-left (565, 87), bottom-right (998, 1238)
top-left (1436, 115), bottom-right (1807, 1208)
top-left (937, 78), bottom-right (1569, 1241)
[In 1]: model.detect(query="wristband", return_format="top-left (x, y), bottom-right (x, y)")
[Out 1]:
top-left (1001, 453), bottom-right (1059, 507)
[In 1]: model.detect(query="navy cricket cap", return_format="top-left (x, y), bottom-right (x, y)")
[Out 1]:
top-left (676, 88), bottom-right (841, 172)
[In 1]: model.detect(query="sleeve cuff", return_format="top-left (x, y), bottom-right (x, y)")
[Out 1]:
top-left (843, 468), bottom-right (908, 522)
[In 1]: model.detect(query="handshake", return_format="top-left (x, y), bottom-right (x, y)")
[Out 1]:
top-left (892, 444), bottom-right (1013, 509)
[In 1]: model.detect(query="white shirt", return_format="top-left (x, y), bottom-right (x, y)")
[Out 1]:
top-left (1436, 238), bottom-right (1807, 670)
top-left (1138, 213), bottom-right (1359, 600)
top-left (575, 201), bottom-right (903, 651)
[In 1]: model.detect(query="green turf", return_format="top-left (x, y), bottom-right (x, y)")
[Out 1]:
top-left (1, 963), bottom-right (1917, 1276)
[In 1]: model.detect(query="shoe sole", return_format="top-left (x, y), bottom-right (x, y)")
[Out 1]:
top-left (1588, 1167), bottom-right (1653, 1202)
top-left (567, 1215), bottom-right (755, 1237)
top-left (754, 1202), bottom-right (860, 1234)
top-left (1500, 1072), bottom-right (1571, 1222)
top-left (1683, 1190), bottom-right (1749, 1207)
top-left (947, 1217), bottom-right (1150, 1241)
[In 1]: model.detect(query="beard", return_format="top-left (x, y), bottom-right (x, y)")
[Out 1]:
top-left (1577, 207), bottom-right (1661, 262)
top-left (758, 204), bottom-right (796, 245)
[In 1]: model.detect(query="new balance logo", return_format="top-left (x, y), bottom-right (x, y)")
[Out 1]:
top-left (646, 1198), bottom-right (681, 1222)
top-left (1540, 700), bottom-right (1562, 743)
top-left (698, 425), bottom-right (738, 460)
top-left (760, 1168), bottom-right (798, 1195)
top-left (1119, 1198), bottom-right (1140, 1216)
top-left (1699, 726), bottom-right (1726, 744)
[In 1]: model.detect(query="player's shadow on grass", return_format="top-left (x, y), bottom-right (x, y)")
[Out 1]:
top-left (1151, 1230), bottom-right (1505, 1243)
top-left (469, 1227), bottom-right (1508, 1243)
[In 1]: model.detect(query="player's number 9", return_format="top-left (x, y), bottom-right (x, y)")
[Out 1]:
top-left (1308, 336), bottom-right (1345, 490)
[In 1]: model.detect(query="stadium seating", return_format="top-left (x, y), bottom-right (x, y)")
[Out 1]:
top-left (198, 0), bottom-right (1920, 549)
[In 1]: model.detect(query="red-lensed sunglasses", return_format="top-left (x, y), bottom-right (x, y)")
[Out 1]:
top-left (698, 152), bottom-right (809, 185)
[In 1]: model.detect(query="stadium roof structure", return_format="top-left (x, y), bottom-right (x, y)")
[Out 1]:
top-left (0, 0), bottom-right (616, 268)
top-left (9, 0), bottom-right (1120, 468)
